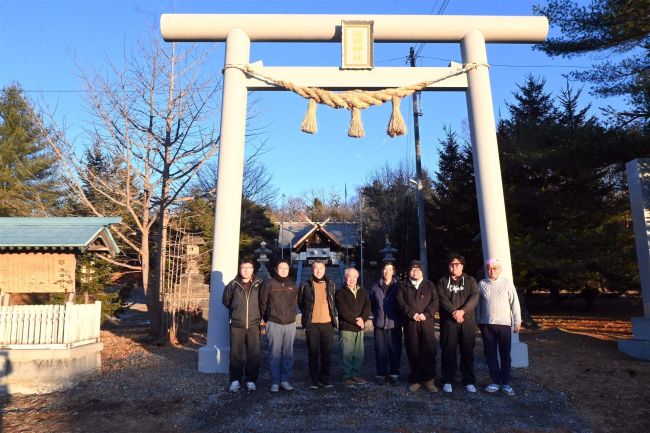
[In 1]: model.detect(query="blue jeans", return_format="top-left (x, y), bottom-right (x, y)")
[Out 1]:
top-left (266, 321), bottom-right (296, 385)
top-left (373, 327), bottom-right (402, 377)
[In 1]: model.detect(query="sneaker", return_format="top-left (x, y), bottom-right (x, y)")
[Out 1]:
top-left (466, 384), bottom-right (477, 393)
top-left (484, 383), bottom-right (500, 393)
top-left (319, 379), bottom-right (333, 389)
top-left (387, 375), bottom-right (400, 387)
top-left (246, 382), bottom-right (256, 392)
top-left (343, 378), bottom-right (356, 387)
top-left (229, 380), bottom-right (240, 393)
top-left (270, 384), bottom-right (279, 393)
top-left (408, 382), bottom-right (421, 393)
top-left (501, 385), bottom-right (515, 396)
top-left (280, 381), bottom-right (294, 391)
top-left (442, 383), bottom-right (453, 393)
top-left (309, 382), bottom-right (319, 389)
top-left (423, 380), bottom-right (439, 393)
top-left (351, 376), bottom-right (367, 385)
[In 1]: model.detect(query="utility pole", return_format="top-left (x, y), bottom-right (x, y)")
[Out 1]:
top-left (359, 194), bottom-right (365, 289)
top-left (280, 193), bottom-right (285, 259)
top-left (409, 46), bottom-right (429, 279)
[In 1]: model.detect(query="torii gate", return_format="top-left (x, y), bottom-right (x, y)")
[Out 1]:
top-left (161, 13), bottom-right (549, 373)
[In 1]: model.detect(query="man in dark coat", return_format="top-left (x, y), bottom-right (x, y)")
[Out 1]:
top-left (397, 260), bottom-right (439, 393)
top-left (436, 254), bottom-right (479, 393)
top-left (259, 260), bottom-right (299, 393)
top-left (335, 267), bottom-right (371, 387)
top-left (222, 258), bottom-right (263, 392)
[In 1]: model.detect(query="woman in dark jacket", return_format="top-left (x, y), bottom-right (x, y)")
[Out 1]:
top-left (369, 261), bottom-right (402, 385)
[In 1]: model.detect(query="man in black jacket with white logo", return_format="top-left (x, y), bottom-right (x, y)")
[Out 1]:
top-left (436, 254), bottom-right (479, 394)
top-left (222, 258), bottom-right (263, 393)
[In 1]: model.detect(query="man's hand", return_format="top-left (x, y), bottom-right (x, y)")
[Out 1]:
top-left (513, 324), bottom-right (521, 333)
top-left (417, 313), bottom-right (426, 321)
top-left (413, 313), bottom-right (420, 321)
top-left (355, 317), bottom-right (365, 329)
top-left (452, 310), bottom-right (465, 324)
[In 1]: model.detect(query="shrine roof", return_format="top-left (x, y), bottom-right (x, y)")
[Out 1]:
top-left (0, 217), bottom-right (121, 256)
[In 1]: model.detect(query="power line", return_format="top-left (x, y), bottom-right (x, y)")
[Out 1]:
top-left (417, 55), bottom-right (593, 69)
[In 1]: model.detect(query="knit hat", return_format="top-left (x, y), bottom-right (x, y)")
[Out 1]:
top-left (408, 260), bottom-right (422, 270)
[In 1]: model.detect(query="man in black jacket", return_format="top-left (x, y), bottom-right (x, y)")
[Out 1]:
top-left (299, 260), bottom-right (337, 389)
top-left (397, 260), bottom-right (439, 393)
top-left (335, 267), bottom-right (371, 387)
top-left (222, 258), bottom-right (263, 393)
top-left (259, 260), bottom-right (299, 393)
top-left (436, 254), bottom-right (479, 394)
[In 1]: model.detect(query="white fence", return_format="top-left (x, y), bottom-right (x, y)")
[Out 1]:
top-left (0, 301), bottom-right (101, 349)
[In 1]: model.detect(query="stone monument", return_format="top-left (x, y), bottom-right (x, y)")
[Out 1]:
top-left (619, 159), bottom-right (650, 360)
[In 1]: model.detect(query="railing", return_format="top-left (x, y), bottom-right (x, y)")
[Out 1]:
top-left (0, 301), bottom-right (101, 349)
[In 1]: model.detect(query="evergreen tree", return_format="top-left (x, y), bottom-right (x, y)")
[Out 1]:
top-left (0, 83), bottom-right (61, 215)
top-left (498, 76), bottom-right (643, 296)
top-left (429, 127), bottom-right (481, 277)
top-left (535, 0), bottom-right (650, 126)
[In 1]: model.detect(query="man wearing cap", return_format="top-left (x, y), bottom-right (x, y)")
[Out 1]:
top-left (477, 258), bottom-right (522, 396)
top-left (396, 260), bottom-right (439, 393)
top-left (437, 254), bottom-right (479, 394)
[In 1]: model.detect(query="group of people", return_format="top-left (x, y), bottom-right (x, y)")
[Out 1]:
top-left (222, 254), bottom-right (522, 396)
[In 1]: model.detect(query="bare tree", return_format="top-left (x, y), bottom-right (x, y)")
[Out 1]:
top-left (37, 32), bottom-right (221, 340)
top-left (196, 137), bottom-right (279, 206)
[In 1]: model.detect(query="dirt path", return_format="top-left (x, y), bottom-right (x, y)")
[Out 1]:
top-left (2, 297), bottom-right (649, 433)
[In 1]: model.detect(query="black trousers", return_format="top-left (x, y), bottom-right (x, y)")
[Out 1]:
top-left (373, 327), bottom-right (402, 377)
top-left (305, 322), bottom-right (334, 383)
top-left (403, 320), bottom-right (437, 383)
top-left (440, 321), bottom-right (476, 385)
top-left (229, 326), bottom-right (260, 383)
top-left (479, 324), bottom-right (512, 385)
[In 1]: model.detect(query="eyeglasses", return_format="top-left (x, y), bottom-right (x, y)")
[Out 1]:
top-left (449, 263), bottom-right (463, 267)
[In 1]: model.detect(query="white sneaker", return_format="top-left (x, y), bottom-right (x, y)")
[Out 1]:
top-left (501, 385), bottom-right (515, 396)
top-left (246, 382), bottom-right (256, 392)
top-left (442, 383), bottom-right (453, 393)
top-left (270, 384), bottom-right (279, 393)
top-left (229, 380), bottom-right (240, 392)
top-left (466, 384), bottom-right (477, 393)
top-left (280, 381), bottom-right (294, 391)
top-left (485, 383), bottom-right (500, 393)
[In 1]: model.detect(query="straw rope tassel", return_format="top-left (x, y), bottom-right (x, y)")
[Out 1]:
top-left (348, 107), bottom-right (365, 138)
top-left (387, 96), bottom-right (407, 137)
top-left (300, 98), bottom-right (318, 134)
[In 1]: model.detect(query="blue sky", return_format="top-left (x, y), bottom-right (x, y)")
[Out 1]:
top-left (1, 0), bottom-right (621, 207)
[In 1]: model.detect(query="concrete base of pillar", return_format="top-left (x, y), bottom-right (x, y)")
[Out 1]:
top-left (198, 344), bottom-right (229, 374)
top-left (511, 332), bottom-right (529, 368)
top-left (618, 316), bottom-right (650, 361)
top-left (0, 342), bottom-right (103, 394)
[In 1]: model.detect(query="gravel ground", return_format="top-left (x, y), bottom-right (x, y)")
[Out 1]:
top-left (1, 322), bottom-right (592, 433)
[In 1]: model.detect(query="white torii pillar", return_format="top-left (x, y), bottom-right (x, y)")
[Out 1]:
top-left (161, 14), bottom-right (548, 373)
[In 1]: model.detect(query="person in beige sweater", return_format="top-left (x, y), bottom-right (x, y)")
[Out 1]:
top-left (298, 260), bottom-right (337, 389)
